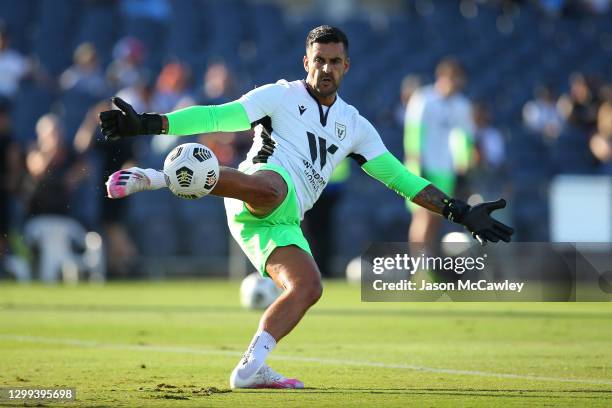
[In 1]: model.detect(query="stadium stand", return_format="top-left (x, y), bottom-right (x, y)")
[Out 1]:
top-left (1, 0), bottom-right (611, 278)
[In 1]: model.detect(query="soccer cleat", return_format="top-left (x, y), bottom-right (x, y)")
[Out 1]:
top-left (105, 167), bottom-right (151, 199)
top-left (230, 363), bottom-right (304, 389)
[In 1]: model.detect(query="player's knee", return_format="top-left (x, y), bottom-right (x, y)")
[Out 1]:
top-left (300, 279), bottom-right (323, 307)
top-left (249, 179), bottom-right (283, 208)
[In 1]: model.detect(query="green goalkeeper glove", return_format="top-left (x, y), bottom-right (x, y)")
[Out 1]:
top-left (443, 198), bottom-right (514, 244)
top-left (99, 97), bottom-right (165, 141)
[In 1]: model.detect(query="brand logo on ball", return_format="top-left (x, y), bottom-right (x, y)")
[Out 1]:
top-left (204, 170), bottom-right (217, 190)
top-left (175, 166), bottom-right (194, 187)
top-left (169, 146), bottom-right (183, 161)
top-left (193, 147), bottom-right (212, 162)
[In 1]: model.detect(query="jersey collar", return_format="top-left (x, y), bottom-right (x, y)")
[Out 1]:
top-left (301, 79), bottom-right (337, 127)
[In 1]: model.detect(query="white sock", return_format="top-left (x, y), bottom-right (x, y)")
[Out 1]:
top-left (142, 168), bottom-right (167, 190)
top-left (235, 329), bottom-right (277, 379)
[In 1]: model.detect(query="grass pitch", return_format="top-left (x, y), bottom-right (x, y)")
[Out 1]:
top-left (1, 280), bottom-right (611, 407)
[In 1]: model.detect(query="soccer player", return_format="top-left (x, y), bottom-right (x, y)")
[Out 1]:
top-left (100, 26), bottom-right (513, 389)
top-left (404, 58), bottom-right (475, 248)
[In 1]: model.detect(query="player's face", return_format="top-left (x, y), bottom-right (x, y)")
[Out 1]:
top-left (304, 42), bottom-right (350, 102)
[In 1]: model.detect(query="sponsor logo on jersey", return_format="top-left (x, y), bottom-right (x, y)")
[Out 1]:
top-left (307, 131), bottom-right (338, 170)
top-left (298, 105), bottom-right (307, 115)
top-left (335, 122), bottom-right (346, 141)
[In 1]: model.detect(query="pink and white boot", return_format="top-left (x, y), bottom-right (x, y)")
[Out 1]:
top-left (230, 363), bottom-right (304, 389)
top-left (105, 167), bottom-right (152, 199)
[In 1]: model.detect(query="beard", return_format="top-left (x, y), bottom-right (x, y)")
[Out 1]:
top-left (314, 75), bottom-right (339, 97)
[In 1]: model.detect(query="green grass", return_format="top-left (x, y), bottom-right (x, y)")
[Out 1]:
top-left (0, 280), bottom-right (611, 407)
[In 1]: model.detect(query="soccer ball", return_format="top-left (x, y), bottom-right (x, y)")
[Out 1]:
top-left (240, 272), bottom-right (281, 310)
top-left (163, 143), bottom-right (219, 199)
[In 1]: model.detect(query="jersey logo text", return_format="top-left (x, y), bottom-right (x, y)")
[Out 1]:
top-left (298, 105), bottom-right (307, 115)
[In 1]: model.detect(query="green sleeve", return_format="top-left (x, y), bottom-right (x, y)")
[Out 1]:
top-left (362, 151), bottom-right (431, 200)
top-left (165, 101), bottom-right (252, 136)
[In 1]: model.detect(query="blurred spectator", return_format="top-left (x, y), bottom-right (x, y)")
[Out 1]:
top-left (589, 100), bottom-right (612, 173)
top-left (153, 62), bottom-right (192, 113)
top-left (0, 101), bottom-right (22, 256)
top-left (474, 103), bottom-right (506, 170)
top-left (0, 23), bottom-right (29, 99)
top-left (404, 58), bottom-right (474, 247)
top-left (194, 62), bottom-right (249, 167)
top-left (24, 114), bottom-right (88, 217)
top-left (522, 84), bottom-right (563, 143)
top-left (74, 101), bottom-right (139, 277)
top-left (395, 74), bottom-right (421, 127)
top-left (60, 43), bottom-right (108, 98)
top-left (557, 72), bottom-right (600, 133)
top-left (472, 102), bottom-right (508, 199)
top-left (106, 37), bottom-right (148, 90)
top-left (199, 62), bottom-right (239, 105)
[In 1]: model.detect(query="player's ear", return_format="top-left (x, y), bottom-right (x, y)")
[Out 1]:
top-left (303, 55), bottom-right (309, 73)
top-left (344, 57), bottom-right (350, 73)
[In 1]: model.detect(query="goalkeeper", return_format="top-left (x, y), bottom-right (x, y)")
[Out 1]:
top-left (100, 25), bottom-right (513, 390)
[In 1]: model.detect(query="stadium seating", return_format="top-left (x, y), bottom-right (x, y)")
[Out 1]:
top-left (2, 0), bottom-right (611, 273)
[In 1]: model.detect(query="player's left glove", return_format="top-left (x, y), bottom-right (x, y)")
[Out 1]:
top-left (443, 198), bottom-right (514, 245)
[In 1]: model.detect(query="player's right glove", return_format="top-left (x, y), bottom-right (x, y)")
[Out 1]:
top-left (443, 198), bottom-right (514, 245)
top-left (99, 97), bottom-right (165, 141)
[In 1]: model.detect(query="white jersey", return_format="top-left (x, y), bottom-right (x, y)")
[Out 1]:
top-left (405, 85), bottom-right (473, 172)
top-left (237, 79), bottom-right (387, 219)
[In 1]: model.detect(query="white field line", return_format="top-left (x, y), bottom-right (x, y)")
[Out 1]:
top-left (1, 334), bottom-right (611, 387)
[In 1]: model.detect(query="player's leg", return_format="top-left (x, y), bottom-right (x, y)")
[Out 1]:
top-left (211, 167), bottom-right (287, 217)
top-left (260, 245), bottom-right (323, 341)
top-left (106, 166), bottom-right (286, 217)
top-left (230, 245), bottom-right (321, 389)
top-left (409, 207), bottom-right (441, 244)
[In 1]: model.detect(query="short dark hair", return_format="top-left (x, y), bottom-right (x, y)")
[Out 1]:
top-left (305, 25), bottom-right (349, 53)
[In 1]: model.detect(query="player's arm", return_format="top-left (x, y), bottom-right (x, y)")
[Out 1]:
top-left (100, 82), bottom-right (288, 141)
top-left (99, 97), bottom-right (252, 141)
top-left (361, 152), bottom-right (513, 244)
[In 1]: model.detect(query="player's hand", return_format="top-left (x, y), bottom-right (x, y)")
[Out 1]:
top-left (99, 97), bottom-right (163, 141)
top-left (444, 198), bottom-right (514, 245)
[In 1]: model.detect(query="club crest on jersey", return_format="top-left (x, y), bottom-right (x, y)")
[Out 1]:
top-left (335, 122), bottom-right (347, 141)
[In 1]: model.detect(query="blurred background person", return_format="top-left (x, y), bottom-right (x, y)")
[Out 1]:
top-left (59, 42), bottom-right (108, 99)
top-left (106, 36), bottom-right (148, 91)
top-left (22, 114), bottom-right (90, 281)
top-left (471, 102), bottom-right (509, 201)
top-left (153, 61), bottom-right (193, 113)
top-left (404, 58), bottom-right (474, 248)
top-left (522, 84), bottom-right (564, 144)
top-left (0, 22), bottom-right (29, 101)
top-left (589, 99), bottom-right (612, 174)
top-left (74, 99), bottom-right (140, 278)
top-left (557, 72), bottom-right (601, 134)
